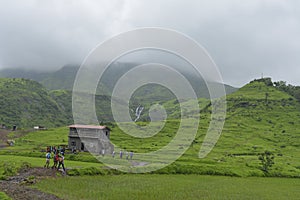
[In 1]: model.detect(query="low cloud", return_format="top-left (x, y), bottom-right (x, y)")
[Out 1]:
top-left (0, 0), bottom-right (299, 86)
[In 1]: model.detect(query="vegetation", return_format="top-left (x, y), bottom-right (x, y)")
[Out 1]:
top-left (0, 78), bottom-right (70, 128)
top-left (0, 78), bottom-right (299, 178)
top-left (0, 155), bottom-right (103, 178)
top-left (274, 80), bottom-right (300, 102)
top-left (0, 192), bottom-right (11, 200)
top-left (0, 78), bottom-right (122, 127)
top-left (258, 150), bottom-right (275, 174)
top-left (34, 175), bottom-right (300, 200)
top-left (0, 160), bottom-right (31, 180)
top-left (0, 77), bottom-right (299, 199)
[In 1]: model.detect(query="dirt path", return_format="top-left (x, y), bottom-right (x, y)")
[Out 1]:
top-left (0, 129), bottom-right (31, 148)
top-left (0, 130), bottom-right (63, 199)
top-left (0, 167), bottom-right (62, 200)
top-left (0, 129), bottom-right (10, 148)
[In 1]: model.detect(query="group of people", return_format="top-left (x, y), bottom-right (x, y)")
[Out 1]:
top-left (111, 150), bottom-right (133, 160)
top-left (47, 146), bottom-right (66, 155)
top-left (44, 147), bottom-right (66, 172)
top-left (44, 147), bottom-right (133, 171)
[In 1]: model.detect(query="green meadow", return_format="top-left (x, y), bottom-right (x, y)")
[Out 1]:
top-left (34, 175), bottom-right (300, 200)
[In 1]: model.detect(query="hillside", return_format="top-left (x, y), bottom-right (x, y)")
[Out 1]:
top-left (50, 90), bottom-right (125, 124)
top-left (0, 65), bottom-right (237, 99)
top-left (0, 78), bottom-right (71, 128)
top-left (206, 78), bottom-right (300, 176)
top-left (108, 78), bottom-right (300, 177)
top-left (0, 78), bottom-right (125, 128)
top-left (0, 78), bottom-right (119, 128)
top-left (0, 77), bottom-right (299, 178)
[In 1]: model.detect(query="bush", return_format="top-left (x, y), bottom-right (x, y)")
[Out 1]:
top-left (155, 163), bottom-right (240, 176)
top-left (67, 168), bottom-right (80, 176)
top-left (67, 167), bottom-right (110, 176)
top-left (258, 150), bottom-right (275, 173)
top-left (20, 161), bottom-right (31, 170)
top-left (0, 175), bottom-right (7, 180)
top-left (3, 162), bottom-right (18, 177)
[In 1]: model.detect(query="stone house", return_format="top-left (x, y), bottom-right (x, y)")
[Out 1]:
top-left (68, 124), bottom-right (114, 154)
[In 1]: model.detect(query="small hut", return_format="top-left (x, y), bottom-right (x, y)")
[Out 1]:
top-left (68, 124), bottom-right (114, 154)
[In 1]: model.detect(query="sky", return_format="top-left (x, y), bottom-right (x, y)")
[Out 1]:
top-left (0, 0), bottom-right (299, 87)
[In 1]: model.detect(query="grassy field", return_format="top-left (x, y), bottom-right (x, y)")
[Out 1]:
top-left (0, 155), bottom-right (104, 180)
top-left (34, 175), bottom-right (300, 200)
top-left (0, 192), bottom-right (11, 200)
top-left (0, 155), bottom-right (102, 170)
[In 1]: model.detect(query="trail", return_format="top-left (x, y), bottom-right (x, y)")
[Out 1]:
top-left (0, 129), bottom-right (10, 149)
top-left (0, 167), bottom-right (62, 200)
top-left (0, 130), bottom-right (62, 199)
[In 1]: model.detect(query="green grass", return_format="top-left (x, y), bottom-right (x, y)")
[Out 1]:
top-left (0, 192), bottom-right (11, 200)
top-left (229, 81), bottom-right (292, 100)
top-left (34, 175), bottom-right (300, 200)
top-left (0, 155), bottom-right (104, 179)
top-left (7, 127), bottom-right (69, 151)
top-left (0, 155), bottom-right (102, 169)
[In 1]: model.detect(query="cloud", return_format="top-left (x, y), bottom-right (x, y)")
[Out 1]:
top-left (0, 0), bottom-right (125, 69)
top-left (0, 0), bottom-right (299, 86)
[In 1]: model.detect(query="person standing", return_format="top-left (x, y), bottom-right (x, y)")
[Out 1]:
top-left (57, 153), bottom-right (65, 172)
top-left (126, 151), bottom-right (129, 160)
top-left (52, 152), bottom-right (59, 169)
top-left (44, 151), bottom-right (51, 168)
top-left (120, 150), bottom-right (123, 159)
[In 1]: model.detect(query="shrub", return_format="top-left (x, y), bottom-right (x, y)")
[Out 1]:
top-left (67, 167), bottom-right (111, 176)
top-left (258, 150), bottom-right (275, 173)
top-left (20, 161), bottom-right (31, 170)
top-left (67, 168), bottom-right (80, 176)
top-left (3, 162), bottom-right (18, 177)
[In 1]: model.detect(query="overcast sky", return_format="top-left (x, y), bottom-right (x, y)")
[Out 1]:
top-left (0, 0), bottom-right (299, 87)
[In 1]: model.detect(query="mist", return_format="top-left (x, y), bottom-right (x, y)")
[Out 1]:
top-left (0, 0), bottom-right (300, 87)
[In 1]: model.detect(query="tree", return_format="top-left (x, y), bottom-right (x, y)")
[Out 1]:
top-left (258, 150), bottom-right (275, 173)
top-left (274, 81), bottom-right (300, 102)
top-left (265, 92), bottom-right (269, 105)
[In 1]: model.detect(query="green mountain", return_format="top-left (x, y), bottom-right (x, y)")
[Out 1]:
top-left (109, 78), bottom-right (300, 177)
top-left (0, 65), bottom-right (238, 99)
top-left (50, 90), bottom-right (124, 124)
top-left (205, 78), bottom-right (300, 176)
top-left (0, 78), bottom-right (122, 128)
top-left (0, 65), bottom-right (81, 91)
top-left (0, 78), bottom-right (69, 128)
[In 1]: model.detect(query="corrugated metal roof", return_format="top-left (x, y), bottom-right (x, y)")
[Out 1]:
top-left (68, 124), bottom-right (109, 130)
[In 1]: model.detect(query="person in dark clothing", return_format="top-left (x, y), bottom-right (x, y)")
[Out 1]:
top-left (57, 153), bottom-right (65, 172)
top-left (51, 152), bottom-right (59, 169)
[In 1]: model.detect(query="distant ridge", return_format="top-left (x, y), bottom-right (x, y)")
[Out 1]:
top-left (0, 64), bottom-right (238, 99)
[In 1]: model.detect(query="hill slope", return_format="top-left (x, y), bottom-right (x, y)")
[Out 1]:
top-left (0, 78), bottom-right (299, 177)
top-left (0, 78), bottom-right (123, 128)
top-left (0, 78), bottom-right (71, 128)
top-left (109, 78), bottom-right (300, 176)
top-left (0, 65), bottom-right (238, 99)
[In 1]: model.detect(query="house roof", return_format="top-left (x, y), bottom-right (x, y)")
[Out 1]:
top-left (68, 124), bottom-right (110, 130)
